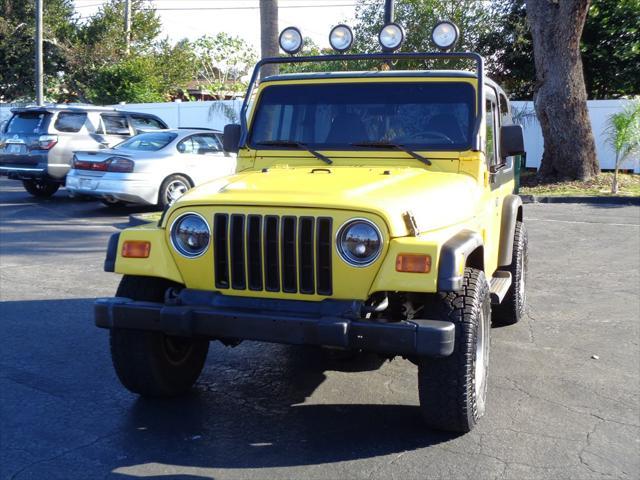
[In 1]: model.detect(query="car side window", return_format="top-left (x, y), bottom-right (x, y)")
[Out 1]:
top-left (54, 112), bottom-right (87, 133)
top-left (177, 136), bottom-right (196, 154)
top-left (100, 115), bottom-right (130, 135)
top-left (485, 99), bottom-right (499, 167)
top-left (177, 134), bottom-right (222, 154)
top-left (194, 134), bottom-right (222, 153)
top-left (130, 115), bottom-right (165, 132)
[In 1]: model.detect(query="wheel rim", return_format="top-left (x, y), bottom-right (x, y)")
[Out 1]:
top-left (165, 180), bottom-right (188, 205)
top-left (474, 301), bottom-right (490, 415)
top-left (163, 336), bottom-right (193, 366)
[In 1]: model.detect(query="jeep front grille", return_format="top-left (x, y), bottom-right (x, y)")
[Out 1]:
top-left (213, 214), bottom-right (333, 295)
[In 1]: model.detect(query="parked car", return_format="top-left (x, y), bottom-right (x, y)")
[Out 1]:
top-left (66, 128), bottom-right (237, 208)
top-left (0, 105), bottom-right (168, 198)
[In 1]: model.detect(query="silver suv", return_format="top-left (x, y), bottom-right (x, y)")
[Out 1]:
top-left (0, 105), bottom-right (168, 198)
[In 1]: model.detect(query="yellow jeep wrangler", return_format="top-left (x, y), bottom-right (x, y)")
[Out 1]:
top-left (96, 23), bottom-right (528, 433)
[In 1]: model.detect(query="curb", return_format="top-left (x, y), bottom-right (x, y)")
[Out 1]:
top-left (129, 213), bottom-right (160, 226)
top-left (520, 195), bottom-right (640, 206)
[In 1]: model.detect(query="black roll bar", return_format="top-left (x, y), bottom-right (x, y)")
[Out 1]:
top-left (239, 52), bottom-right (485, 151)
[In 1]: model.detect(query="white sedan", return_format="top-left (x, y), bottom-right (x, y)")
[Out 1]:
top-left (66, 128), bottom-right (237, 207)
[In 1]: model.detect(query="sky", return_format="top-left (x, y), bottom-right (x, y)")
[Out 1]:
top-left (73, 0), bottom-right (360, 52)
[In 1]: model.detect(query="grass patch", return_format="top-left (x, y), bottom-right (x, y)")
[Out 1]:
top-left (519, 172), bottom-right (640, 197)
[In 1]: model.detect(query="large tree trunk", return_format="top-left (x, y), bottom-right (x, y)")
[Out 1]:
top-left (259, 0), bottom-right (279, 78)
top-left (525, 0), bottom-right (599, 180)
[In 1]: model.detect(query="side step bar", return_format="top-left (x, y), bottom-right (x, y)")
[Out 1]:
top-left (490, 271), bottom-right (512, 304)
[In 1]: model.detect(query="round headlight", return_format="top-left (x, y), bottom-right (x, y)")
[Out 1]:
top-left (170, 213), bottom-right (210, 258)
top-left (279, 26), bottom-right (303, 55)
top-left (378, 23), bottom-right (405, 51)
top-left (329, 24), bottom-right (354, 52)
top-left (337, 219), bottom-right (383, 267)
top-left (431, 21), bottom-right (459, 51)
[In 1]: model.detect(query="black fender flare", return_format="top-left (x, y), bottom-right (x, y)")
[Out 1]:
top-left (438, 230), bottom-right (483, 291)
top-left (498, 195), bottom-right (523, 267)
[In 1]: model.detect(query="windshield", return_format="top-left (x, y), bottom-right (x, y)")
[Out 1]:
top-left (7, 112), bottom-right (50, 134)
top-left (249, 82), bottom-right (475, 150)
top-left (114, 132), bottom-right (177, 151)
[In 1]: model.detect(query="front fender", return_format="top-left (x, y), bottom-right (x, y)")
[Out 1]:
top-left (498, 194), bottom-right (523, 267)
top-left (105, 226), bottom-right (184, 284)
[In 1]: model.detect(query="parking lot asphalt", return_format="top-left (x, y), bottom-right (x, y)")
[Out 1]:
top-left (1, 177), bottom-right (639, 480)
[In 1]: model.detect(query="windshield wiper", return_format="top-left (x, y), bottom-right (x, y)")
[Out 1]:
top-left (351, 141), bottom-right (432, 166)
top-left (254, 140), bottom-right (332, 165)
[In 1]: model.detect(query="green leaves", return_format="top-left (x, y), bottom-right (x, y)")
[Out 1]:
top-left (605, 100), bottom-right (640, 167)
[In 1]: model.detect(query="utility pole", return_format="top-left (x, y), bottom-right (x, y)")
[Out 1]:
top-left (384, 0), bottom-right (395, 24)
top-left (35, 0), bottom-right (43, 105)
top-left (259, 0), bottom-right (278, 78)
top-left (124, 0), bottom-right (132, 55)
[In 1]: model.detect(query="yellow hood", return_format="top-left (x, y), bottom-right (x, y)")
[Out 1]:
top-left (175, 166), bottom-right (480, 236)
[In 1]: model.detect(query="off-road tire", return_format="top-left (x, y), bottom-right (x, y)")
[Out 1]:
top-left (158, 174), bottom-right (191, 209)
top-left (22, 179), bottom-right (59, 198)
top-left (493, 221), bottom-right (528, 326)
top-left (109, 275), bottom-right (209, 397)
top-left (417, 268), bottom-right (491, 433)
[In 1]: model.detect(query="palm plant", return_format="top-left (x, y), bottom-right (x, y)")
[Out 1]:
top-left (605, 100), bottom-right (640, 193)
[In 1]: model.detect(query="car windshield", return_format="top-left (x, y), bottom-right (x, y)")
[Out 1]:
top-left (6, 112), bottom-right (50, 134)
top-left (114, 132), bottom-right (177, 151)
top-left (249, 81), bottom-right (476, 150)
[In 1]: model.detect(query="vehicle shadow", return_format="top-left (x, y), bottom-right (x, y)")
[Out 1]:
top-left (1, 298), bottom-right (459, 480)
top-left (108, 344), bottom-right (456, 478)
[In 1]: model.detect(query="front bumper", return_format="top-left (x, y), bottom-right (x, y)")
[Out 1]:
top-left (95, 290), bottom-right (455, 357)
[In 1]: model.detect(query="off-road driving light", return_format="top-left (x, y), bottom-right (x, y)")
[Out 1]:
top-left (170, 213), bottom-right (210, 258)
top-left (378, 23), bottom-right (405, 51)
top-left (337, 219), bottom-right (383, 267)
top-left (431, 21), bottom-right (459, 51)
top-left (329, 24), bottom-right (353, 52)
top-left (279, 27), bottom-right (303, 55)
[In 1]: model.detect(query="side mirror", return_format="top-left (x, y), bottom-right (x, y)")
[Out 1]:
top-left (500, 124), bottom-right (525, 158)
top-left (223, 124), bottom-right (241, 153)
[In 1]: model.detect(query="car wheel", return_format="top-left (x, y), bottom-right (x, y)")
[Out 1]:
top-left (159, 174), bottom-right (191, 208)
top-left (492, 221), bottom-right (528, 326)
top-left (22, 179), bottom-right (59, 198)
top-left (109, 275), bottom-right (209, 397)
top-left (417, 268), bottom-right (491, 433)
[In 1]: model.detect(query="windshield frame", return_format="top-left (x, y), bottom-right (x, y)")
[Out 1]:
top-left (247, 79), bottom-right (478, 152)
top-left (238, 51), bottom-right (485, 151)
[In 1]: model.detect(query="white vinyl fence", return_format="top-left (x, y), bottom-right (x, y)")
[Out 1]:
top-left (2, 99), bottom-right (637, 173)
top-left (110, 99), bottom-right (242, 132)
top-left (512, 100), bottom-right (639, 173)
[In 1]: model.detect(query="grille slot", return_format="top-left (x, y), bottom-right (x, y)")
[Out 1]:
top-left (213, 214), bottom-right (332, 295)
top-left (247, 215), bottom-right (263, 291)
top-left (281, 216), bottom-right (298, 293)
top-left (230, 214), bottom-right (246, 289)
top-left (264, 216), bottom-right (280, 292)
top-left (316, 218), bottom-right (333, 295)
top-left (213, 214), bottom-right (229, 289)
top-left (298, 217), bottom-right (315, 294)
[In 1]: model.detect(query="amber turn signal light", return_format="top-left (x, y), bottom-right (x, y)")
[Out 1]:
top-left (122, 241), bottom-right (151, 258)
top-left (396, 254), bottom-right (431, 273)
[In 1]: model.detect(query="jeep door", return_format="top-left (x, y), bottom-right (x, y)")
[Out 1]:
top-left (484, 89), bottom-right (515, 274)
top-left (175, 133), bottom-right (236, 185)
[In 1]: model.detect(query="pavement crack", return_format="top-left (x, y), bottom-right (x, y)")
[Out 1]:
top-left (9, 431), bottom-right (119, 480)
